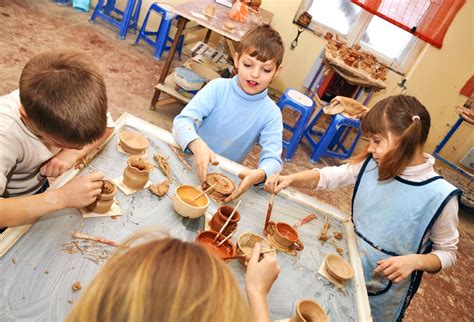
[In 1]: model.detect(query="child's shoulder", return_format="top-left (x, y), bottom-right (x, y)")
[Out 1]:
top-left (0, 90), bottom-right (22, 128)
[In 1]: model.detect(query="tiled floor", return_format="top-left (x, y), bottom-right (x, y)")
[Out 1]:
top-left (0, 1), bottom-right (472, 320)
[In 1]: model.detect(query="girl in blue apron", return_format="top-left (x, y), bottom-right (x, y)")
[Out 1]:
top-left (265, 95), bottom-right (461, 321)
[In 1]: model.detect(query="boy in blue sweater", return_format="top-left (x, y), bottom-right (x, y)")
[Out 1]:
top-left (173, 25), bottom-right (284, 201)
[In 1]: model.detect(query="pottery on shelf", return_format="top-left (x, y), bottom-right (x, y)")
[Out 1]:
top-left (202, 172), bottom-right (235, 201)
top-left (265, 221), bottom-right (304, 251)
top-left (290, 299), bottom-right (329, 322)
top-left (196, 230), bottom-right (236, 260)
top-left (119, 130), bottom-right (149, 155)
top-left (237, 232), bottom-right (274, 265)
top-left (172, 184), bottom-right (209, 218)
top-left (86, 180), bottom-right (117, 214)
top-left (324, 254), bottom-right (354, 282)
top-left (209, 205), bottom-right (241, 236)
top-left (122, 156), bottom-right (153, 190)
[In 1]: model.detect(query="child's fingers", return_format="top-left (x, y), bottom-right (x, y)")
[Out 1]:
top-left (249, 242), bottom-right (262, 264)
top-left (386, 271), bottom-right (402, 282)
top-left (374, 260), bottom-right (391, 274)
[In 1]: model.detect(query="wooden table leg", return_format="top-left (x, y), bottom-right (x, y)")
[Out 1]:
top-left (204, 29), bottom-right (212, 43)
top-left (150, 16), bottom-right (189, 110)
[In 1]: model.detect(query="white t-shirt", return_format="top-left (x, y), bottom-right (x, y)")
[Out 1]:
top-left (317, 154), bottom-right (459, 271)
top-left (0, 90), bottom-right (114, 197)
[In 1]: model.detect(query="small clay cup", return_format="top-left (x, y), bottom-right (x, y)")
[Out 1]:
top-left (324, 254), bottom-right (354, 282)
top-left (290, 299), bottom-right (329, 322)
top-left (196, 230), bottom-right (236, 260)
top-left (266, 221), bottom-right (304, 251)
top-left (119, 130), bottom-right (149, 155)
top-left (86, 180), bottom-right (117, 214)
top-left (123, 156), bottom-right (153, 190)
top-left (172, 185), bottom-right (209, 218)
top-left (209, 205), bottom-right (240, 236)
top-left (237, 232), bottom-right (274, 265)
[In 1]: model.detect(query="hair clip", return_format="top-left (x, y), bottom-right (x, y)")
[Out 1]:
top-left (412, 115), bottom-right (420, 121)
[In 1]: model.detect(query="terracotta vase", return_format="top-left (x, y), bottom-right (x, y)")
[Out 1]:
top-left (123, 156), bottom-right (153, 190)
top-left (209, 205), bottom-right (240, 236)
top-left (87, 180), bottom-right (117, 214)
top-left (290, 299), bottom-right (329, 322)
top-left (266, 221), bottom-right (304, 251)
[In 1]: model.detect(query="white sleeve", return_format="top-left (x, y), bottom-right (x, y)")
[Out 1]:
top-left (429, 196), bottom-right (459, 271)
top-left (316, 161), bottom-right (363, 190)
top-left (106, 112), bottom-right (115, 128)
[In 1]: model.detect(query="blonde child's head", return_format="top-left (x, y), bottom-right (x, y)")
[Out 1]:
top-left (234, 24), bottom-right (284, 95)
top-left (19, 50), bottom-right (107, 148)
top-left (66, 233), bottom-right (250, 322)
top-left (358, 95), bottom-right (431, 180)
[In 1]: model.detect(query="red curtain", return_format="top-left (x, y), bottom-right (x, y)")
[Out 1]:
top-left (351, 0), bottom-right (466, 48)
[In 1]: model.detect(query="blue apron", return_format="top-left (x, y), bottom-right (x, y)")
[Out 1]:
top-left (352, 157), bottom-right (460, 322)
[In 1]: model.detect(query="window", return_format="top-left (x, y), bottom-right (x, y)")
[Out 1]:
top-left (294, 0), bottom-right (427, 73)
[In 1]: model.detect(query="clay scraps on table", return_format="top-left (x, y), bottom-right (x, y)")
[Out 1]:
top-left (72, 281), bottom-right (82, 291)
top-left (293, 213), bottom-right (318, 228)
top-left (333, 231), bottom-right (343, 240)
top-left (61, 239), bottom-right (114, 265)
top-left (149, 179), bottom-right (170, 197)
top-left (153, 154), bottom-right (172, 181)
top-left (319, 215), bottom-right (332, 242)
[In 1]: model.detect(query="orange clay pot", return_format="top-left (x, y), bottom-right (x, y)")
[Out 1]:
top-left (209, 205), bottom-right (241, 236)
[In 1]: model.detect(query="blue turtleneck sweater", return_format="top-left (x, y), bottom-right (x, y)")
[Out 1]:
top-left (172, 76), bottom-right (283, 178)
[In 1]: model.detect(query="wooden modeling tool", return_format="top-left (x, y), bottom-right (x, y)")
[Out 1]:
top-left (189, 183), bottom-right (217, 204)
top-left (169, 144), bottom-right (192, 170)
top-left (223, 248), bottom-right (276, 261)
top-left (216, 228), bottom-right (236, 247)
top-left (72, 231), bottom-right (119, 247)
top-left (263, 174), bottom-right (279, 234)
top-left (213, 200), bottom-right (242, 242)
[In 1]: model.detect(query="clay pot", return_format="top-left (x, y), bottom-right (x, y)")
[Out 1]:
top-left (209, 205), bottom-right (241, 236)
top-left (196, 230), bottom-right (236, 260)
top-left (202, 172), bottom-right (235, 201)
top-left (119, 130), bottom-right (149, 155)
top-left (237, 232), bottom-right (274, 265)
top-left (86, 180), bottom-right (117, 214)
top-left (266, 221), bottom-right (304, 251)
top-left (172, 185), bottom-right (209, 218)
top-left (123, 156), bottom-right (153, 190)
top-left (290, 299), bottom-right (329, 322)
top-left (325, 254), bottom-right (354, 282)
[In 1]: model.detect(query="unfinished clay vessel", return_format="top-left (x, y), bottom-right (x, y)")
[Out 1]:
top-left (266, 221), bottom-right (304, 251)
top-left (196, 230), bottom-right (236, 260)
top-left (86, 180), bottom-right (117, 214)
top-left (119, 130), bottom-right (149, 155)
top-left (209, 205), bottom-right (241, 236)
top-left (325, 254), bottom-right (354, 282)
top-left (202, 172), bottom-right (235, 201)
top-left (290, 299), bottom-right (329, 322)
top-left (237, 232), bottom-right (274, 265)
top-left (149, 180), bottom-right (170, 197)
top-left (123, 156), bottom-right (153, 190)
top-left (172, 184), bottom-right (209, 218)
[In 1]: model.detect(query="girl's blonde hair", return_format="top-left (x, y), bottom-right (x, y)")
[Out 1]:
top-left (350, 95), bottom-right (431, 180)
top-left (66, 231), bottom-right (250, 322)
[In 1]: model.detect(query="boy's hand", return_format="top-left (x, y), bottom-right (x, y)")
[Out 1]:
top-left (188, 139), bottom-right (219, 182)
top-left (246, 242), bottom-right (280, 295)
top-left (40, 149), bottom-right (80, 178)
top-left (374, 255), bottom-right (419, 283)
top-left (264, 174), bottom-right (293, 194)
top-left (224, 169), bottom-right (265, 202)
top-left (58, 172), bottom-right (104, 209)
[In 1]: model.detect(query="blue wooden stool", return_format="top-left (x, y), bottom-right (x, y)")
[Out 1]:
top-left (304, 109), bottom-right (362, 163)
top-left (278, 89), bottom-right (315, 161)
top-left (134, 3), bottom-right (184, 60)
top-left (90, 0), bottom-right (142, 39)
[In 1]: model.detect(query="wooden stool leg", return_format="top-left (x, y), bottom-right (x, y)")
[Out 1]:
top-left (150, 88), bottom-right (162, 110)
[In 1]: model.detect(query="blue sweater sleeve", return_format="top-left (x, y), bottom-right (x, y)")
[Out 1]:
top-left (172, 80), bottom-right (218, 151)
top-left (257, 108), bottom-right (283, 178)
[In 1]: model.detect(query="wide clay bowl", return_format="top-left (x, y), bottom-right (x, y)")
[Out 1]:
top-left (290, 299), bottom-right (329, 322)
top-left (172, 185), bottom-right (209, 218)
top-left (203, 172), bottom-right (235, 200)
top-left (119, 130), bottom-right (149, 154)
top-left (196, 230), bottom-right (236, 260)
top-left (325, 254), bottom-right (354, 281)
top-left (237, 232), bottom-right (274, 264)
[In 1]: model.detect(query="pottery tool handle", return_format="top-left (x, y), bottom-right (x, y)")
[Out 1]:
top-left (72, 231), bottom-right (119, 247)
top-left (214, 200), bottom-right (242, 242)
top-left (190, 183), bottom-right (217, 203)
top-left (216, 228), bottom-right (236, 247)
top-left (263, 191), bottom-right (276, 234)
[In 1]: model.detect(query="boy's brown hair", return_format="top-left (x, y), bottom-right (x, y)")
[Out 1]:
top-left (237, 24), bottom-right (285, 67)
top-left (19, 50), bottom-right (108, 146)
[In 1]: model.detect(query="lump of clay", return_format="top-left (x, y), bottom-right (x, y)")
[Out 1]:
top-left (150, 180), bottom-right (170, 197)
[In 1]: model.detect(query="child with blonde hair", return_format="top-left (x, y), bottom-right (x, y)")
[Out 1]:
top-left (265, 95), bottom-right (460, 321)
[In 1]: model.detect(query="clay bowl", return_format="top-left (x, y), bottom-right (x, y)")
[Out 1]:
top-left (196, 230), bottom-right (236, 260)
top-left (237, 232), bottom-right (274, 265)
top-left (203, 172), bottom-right (235, 201)
top-left (172, 185), bottom-right (209, 218)
top-left (325, 254), bottom-right (354, 282)
top-left (291, 299), bottom-right (329, 322)
top-left (189, 62), bottom-right (220, 82)
top-left (119, 130), bottom-right (149, 155)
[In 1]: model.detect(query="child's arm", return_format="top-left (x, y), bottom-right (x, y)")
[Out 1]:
top-left (374, 254), bottom-right (441, 283)
top-left (246, 242), bottom-right (280, 322)
top-left (172, 81), bottom-right (218, 182)
top-left (0, 172), bottom-right (103, 227)
top-left (265, 170), bottom-right (320, 193)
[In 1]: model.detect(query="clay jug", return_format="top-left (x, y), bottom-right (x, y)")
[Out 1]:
top-left (209, 205), bottom-right (241, 236)
top-left (87, 180), bottom-right (117, 214)
top-left (123, 156), bottom-right (153, 189)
